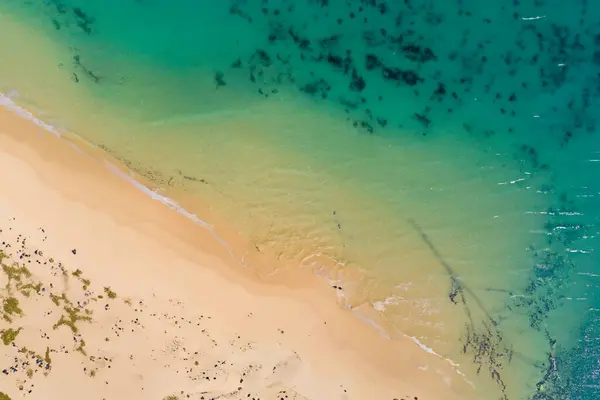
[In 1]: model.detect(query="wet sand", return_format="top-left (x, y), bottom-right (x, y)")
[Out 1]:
top-left (0, 12), bottom-right (565, 398)
top-left (3, 1), bottom-right (600, 397)
top-left (0, 106), bottom-right (476, 399)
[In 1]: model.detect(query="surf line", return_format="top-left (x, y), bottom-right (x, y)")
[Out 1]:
top-left (0, 92), bottom-right (508, 390)
top-left (408, 218), bottom-right (517, 397)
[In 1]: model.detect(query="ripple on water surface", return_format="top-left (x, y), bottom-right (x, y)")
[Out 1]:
top-left (1, 1), bottom-right (600, 399)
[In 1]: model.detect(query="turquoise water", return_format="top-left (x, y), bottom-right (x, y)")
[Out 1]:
top-left (1, 0), bottom-right (600, 398)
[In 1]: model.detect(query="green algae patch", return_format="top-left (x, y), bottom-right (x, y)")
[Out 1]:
top-left (0, 392), bottom-right (12, 400)
top-left (71, 270), bottom-right (92, 290)
top-left (3, 297), bottom-right (23, 316)
top-left (75, 339), bottom-right (87, 356)
top-left (53, 305), bottom-right (92, 333)
top-left (17, 282), bottom-right (42, 297)
top-left (104, 287), bottom-right (117, 299)
top-left (49, 293), bottom-right (67, 307)
top-left (44, 346), bottom-right (52, 365)
top-left (163, 396), bottom-right (179, 400)
top-left (2, 263), bottom-right (31, 287)
top-left (1, 328), bottom-right (22, 345)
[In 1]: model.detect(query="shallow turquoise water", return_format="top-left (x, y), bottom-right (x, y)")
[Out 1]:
top-left (1, 0), bottom-right (600, 398)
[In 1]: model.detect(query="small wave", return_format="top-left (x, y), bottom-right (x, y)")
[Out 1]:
top-left (578, 272), bottom-right (600, 278)
top-left (372, 295), bottom-right (401, 312)
top-left (103, 161), bottom-right (241, 266)
top-left (1, 92), bottom-right (476, 390)
top-left (0, 91), bottom-right (243, 269)
top-left (367, 296), bottom-right (475, 388)
top-left (0, 92), bottom-right (61, 137)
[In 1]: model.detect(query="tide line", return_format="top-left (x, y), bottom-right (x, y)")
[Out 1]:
top-left (1, 91), bottom-right (474, 386)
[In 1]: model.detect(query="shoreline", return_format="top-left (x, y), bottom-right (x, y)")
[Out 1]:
top-left (0, 96), bottom-right (476, 398)
top-left (0, 91), bottom-right (476, 381)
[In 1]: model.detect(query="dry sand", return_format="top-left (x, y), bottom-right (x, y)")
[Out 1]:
top-left (0, 104), bottom-right (476, 400)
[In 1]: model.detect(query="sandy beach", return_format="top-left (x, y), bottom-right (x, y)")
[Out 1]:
top-left (0, 104), bottom-right (476, 400)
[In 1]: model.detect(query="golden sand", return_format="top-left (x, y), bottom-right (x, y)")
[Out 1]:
top-left (0, 106), bottom-right (478, 399)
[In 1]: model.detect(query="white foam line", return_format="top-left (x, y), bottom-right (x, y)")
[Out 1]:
top-left (353, 307), bottom-right (475, 388)
top-left (521, 15), bottom-right (546, 21)
top-left (0, 91), bottom-right (244, 269)
top-left (0, 93), bottom-right (61, 137)
top-left (351, 309), bottom-right (391, 339)
top-left (67, 141), bottom-right (89, 156)
top-left (102, 161), bottom-right (244, 268)
top-left (578, 272), bottom-right (600, 278)
top-left (406, 335), bottom-right (474, 387)
top-left (1, 93), bottom-right (475, 387)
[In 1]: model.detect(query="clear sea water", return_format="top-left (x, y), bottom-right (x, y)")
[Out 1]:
top-left (1, 1), bottom-right (599, 398)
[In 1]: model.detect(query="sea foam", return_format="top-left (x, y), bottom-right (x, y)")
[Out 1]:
top-left (0, 92), bottom-right (475, 388)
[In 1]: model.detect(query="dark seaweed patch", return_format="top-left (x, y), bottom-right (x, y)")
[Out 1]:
top-left (71, 54), bottom-right (101, 84)
top-left (72, 7), bottom-right (94, 35)
top-left (349, 69), bottom-right (366, 92)
top-left (365, 54), bottom-right (382, 71)
top-left (28, 2), bottom-right (600, 396)
top-left (408, 219), bottom-right (512, 399)
top-left (401, 44), bottom-right (437, 63)
top-left (214, 71), bottom-right (226, 88)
